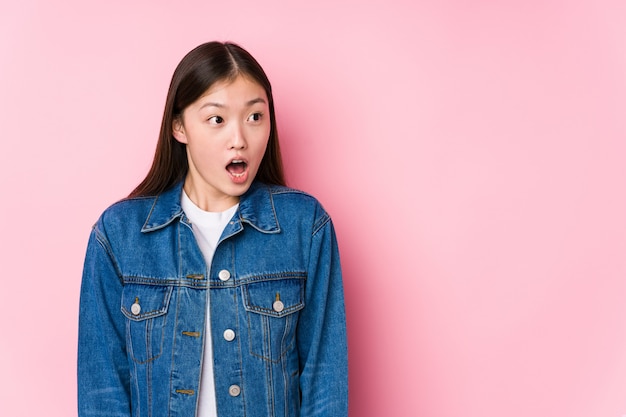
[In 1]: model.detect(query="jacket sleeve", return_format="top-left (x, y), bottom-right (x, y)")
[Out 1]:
top-left (297, 211), bottom-right (349, 417)
top-left (78, 224), bottom-right (131, 416)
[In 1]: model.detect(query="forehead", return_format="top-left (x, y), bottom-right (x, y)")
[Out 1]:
top-left (198, 75), bottom-right (267, 103)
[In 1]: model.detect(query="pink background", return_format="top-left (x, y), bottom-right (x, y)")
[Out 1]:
top-left (1, 0), bottom-right (626, 416)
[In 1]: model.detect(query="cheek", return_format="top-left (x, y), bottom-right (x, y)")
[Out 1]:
top-left (247, 127), bottom-right (270, 151)
top-left (259, 126), bottom-right (271, 149)
top-left (187, 143), bottom-right (217, 167)
top-left (257, 136), bottom-right (270, 156)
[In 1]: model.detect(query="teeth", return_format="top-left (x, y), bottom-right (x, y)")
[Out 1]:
top-left (232, 160), bottom-right (244, 164)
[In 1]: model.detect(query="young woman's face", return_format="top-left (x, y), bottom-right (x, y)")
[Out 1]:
top-left (173, 75), bottom-right (271, 211)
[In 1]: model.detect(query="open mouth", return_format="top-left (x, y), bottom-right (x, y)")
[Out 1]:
top-left (226, 159), bottom-right (248, 178)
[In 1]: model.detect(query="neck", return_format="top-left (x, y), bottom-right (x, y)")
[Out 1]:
top-left (183, 179), bottom-right (239, 212)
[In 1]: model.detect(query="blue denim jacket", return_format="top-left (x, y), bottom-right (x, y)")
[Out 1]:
top-left (78, 181), bottom-right (348, 417)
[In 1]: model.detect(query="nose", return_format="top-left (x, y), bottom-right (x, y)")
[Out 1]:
top-left (229, 123), bottom-right (247, 150)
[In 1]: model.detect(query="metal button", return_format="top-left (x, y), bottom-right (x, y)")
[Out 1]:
top-left (131, 301), bottom-right (141, 316)
top-left (223, 329), bottom-right (235, 342)
top-left (218, 270), bottom-right (231, 281)
top-left (272, 300), bottom-right (284, 312)
top-left (228, 385), bottom-right (241, 397)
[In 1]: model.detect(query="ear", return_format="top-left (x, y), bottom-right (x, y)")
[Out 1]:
top-left (172, 117), bottom-right (188, 144)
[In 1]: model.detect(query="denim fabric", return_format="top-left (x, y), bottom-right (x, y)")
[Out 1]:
top-left (78, 181), bottom-right (348, 417)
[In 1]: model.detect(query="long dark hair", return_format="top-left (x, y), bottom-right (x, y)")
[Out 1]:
top-left (129, 41), bottom-right (285, 197)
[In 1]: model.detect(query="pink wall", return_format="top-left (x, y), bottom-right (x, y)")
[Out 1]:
top-left (1, 0), bottom-right (625, 416)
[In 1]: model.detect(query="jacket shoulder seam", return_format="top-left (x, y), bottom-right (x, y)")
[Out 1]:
top-left (92, 223), bottom-right (124, 284)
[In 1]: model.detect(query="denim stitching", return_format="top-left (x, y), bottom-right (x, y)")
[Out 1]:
top-left (93, 225), bottom-right (124, 283)
top-left (312, 212), bottom-right (331, 236)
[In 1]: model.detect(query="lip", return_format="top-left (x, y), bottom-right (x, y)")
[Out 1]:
top-left (226, 156), bottom-right (249, 166)
top-left (226, 156), bottom-right (249, 184)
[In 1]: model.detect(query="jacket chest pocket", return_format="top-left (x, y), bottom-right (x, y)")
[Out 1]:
top-left (121, 284), bottom-right (173, 364)
top-left (242, 277), bottom-right (305, 363)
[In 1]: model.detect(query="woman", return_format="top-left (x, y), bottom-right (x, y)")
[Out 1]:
top-left (78, 41), bottom-right (348, 417)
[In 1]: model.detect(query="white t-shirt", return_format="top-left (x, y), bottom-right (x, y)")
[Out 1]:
top-left (181, 190), bottom-right (239, 417)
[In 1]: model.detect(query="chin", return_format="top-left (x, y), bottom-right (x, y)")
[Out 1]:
top-left (226, 182), bottom-right (253, 196)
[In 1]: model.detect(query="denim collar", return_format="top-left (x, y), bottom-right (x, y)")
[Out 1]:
top-left (141, 181), bottom-right (280, 234)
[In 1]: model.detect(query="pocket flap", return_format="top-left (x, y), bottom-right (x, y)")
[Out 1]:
top-left (121, 284), bottom-right (173, 321)
top-left (242, 277), bottom-right (305, 318)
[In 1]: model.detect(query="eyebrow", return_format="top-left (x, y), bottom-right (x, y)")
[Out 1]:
top-left (199, 97), bottom-right (267, 110)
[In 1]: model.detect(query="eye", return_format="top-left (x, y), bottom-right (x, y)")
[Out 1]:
top-left (247, 112), bottom-right (263, 122)
top-left (208, 115), bottom-right (224, 125)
